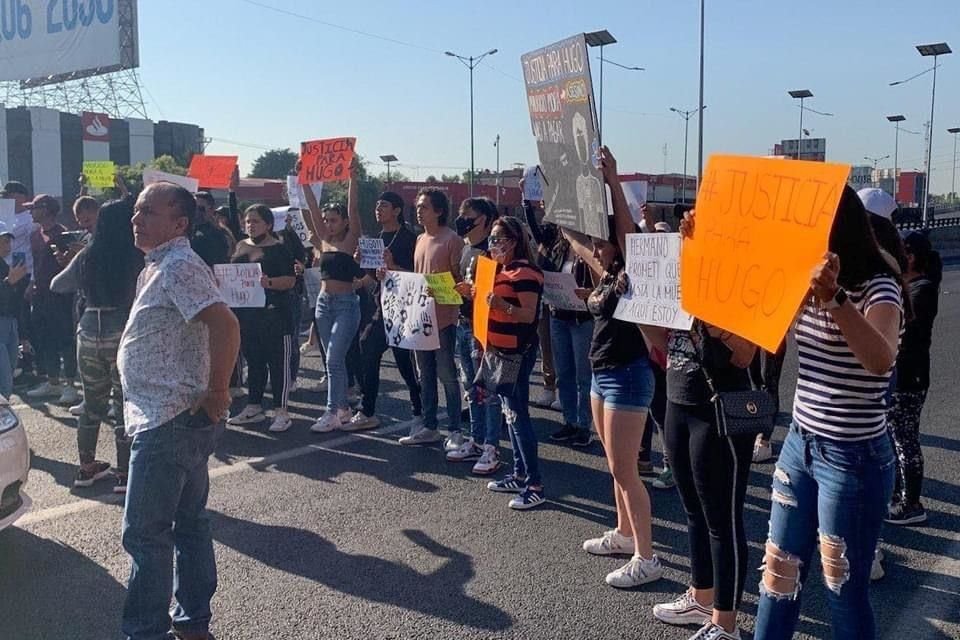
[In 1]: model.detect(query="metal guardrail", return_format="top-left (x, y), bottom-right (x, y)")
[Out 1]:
top-left (896, 217), bottom-right (960, 231)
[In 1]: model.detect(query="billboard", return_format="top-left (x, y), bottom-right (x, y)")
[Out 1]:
top-left (0, 0), bottom-right (139, 85)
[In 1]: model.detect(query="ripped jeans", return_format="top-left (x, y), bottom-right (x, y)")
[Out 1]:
top-left (754, 423), bottom-right (894, 640)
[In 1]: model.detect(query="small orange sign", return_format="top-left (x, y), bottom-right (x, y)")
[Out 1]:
top-left (187, 155), bottom-right (238, 189)
top-left (472, 256), bottom-right (498, 348)
top-left (680, 155), bottom-right (850, 352)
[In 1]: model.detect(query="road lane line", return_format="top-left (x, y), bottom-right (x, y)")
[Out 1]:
top-left (17, 415), bottom-right (429, 527)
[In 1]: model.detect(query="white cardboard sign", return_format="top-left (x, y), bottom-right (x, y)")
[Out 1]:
top-left (614, 233), bottom-right (693, 330)
top-left (214, 263), bottom-right (266, 308)
top-left (542, 271), bottom-right (586, 311)
top-left (142, 169), bottom-right (199, 193)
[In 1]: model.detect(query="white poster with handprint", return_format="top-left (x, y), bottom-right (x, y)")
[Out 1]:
top-left (380, 271), bottom-right (440, 351)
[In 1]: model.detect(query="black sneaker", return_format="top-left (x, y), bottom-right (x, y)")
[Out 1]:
top-left (570, 429), bottom-right (592, 448)
top-left (550, 424), bottom-right (579, 442)
top-left (885, 502), bottom-right (927, 526)
top-left (74, 461), bottom-right (112, 487)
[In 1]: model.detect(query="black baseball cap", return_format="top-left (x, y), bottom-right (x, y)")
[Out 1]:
top-left (1, 181), bottom-right (29, 198)
top-left (377, 191), bottom-right (404, 210)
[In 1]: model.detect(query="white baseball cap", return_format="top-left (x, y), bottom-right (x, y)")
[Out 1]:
top-left (857, 188), bottom-right (897, 220)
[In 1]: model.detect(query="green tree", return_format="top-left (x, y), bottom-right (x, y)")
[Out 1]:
top-left (113, 155), bottom-right (189, 198)
top-left (250, 148), bottom-right (298, 179)
top-left (440, 173), bottom-right (461, 183)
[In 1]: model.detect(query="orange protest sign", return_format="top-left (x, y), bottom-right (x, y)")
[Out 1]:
top-left (680, 155), bottom-right (850, 352)
top-left (299, 137), bottom-right (356, 185)
top-left (472, 256), bottom-right (498, 348)
top-left (187, 155), bottom-right (238, 189)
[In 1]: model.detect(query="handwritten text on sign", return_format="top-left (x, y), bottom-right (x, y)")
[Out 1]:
top-left (214, 263), bottom-right (266, 308)
top-left (358, 237), bottom-right (385, 269)
top-left (82, 161), bottom-right (115, 189)
top-left (299, 137), bottom-right (356, 185)
top-left (380, 271), bottom-right (440, 351)
top-left (614, 233), bottom-right (693, 330)
top-left (680, 155), bottom-right (850, 352)
top-left (271, 207), bottom-right (313, 249)
top-left (542, 271), bottom-right (586, 312)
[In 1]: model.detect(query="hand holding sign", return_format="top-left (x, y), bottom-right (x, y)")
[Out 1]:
top-left (299, 137), bottom-right (356, 185)
top-left (188, 155), bottom-right (239, 189)
top-left (82, 161), bottom-right (116, 189)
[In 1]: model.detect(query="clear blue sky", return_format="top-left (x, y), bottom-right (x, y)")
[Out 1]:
top-left (138, 0), bottom-right (960, 192)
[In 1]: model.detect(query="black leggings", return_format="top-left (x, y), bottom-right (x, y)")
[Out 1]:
top-left (357, 318), bottom-right (421, 417)
top-left (240, 308), bottom-right (293, 410)
top-left (664, 401), bottom-right (754, 611)
top-left (887, 390), bottom-right (927, 506)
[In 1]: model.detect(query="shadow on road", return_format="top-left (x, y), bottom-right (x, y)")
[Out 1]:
top-left (211, 511), bottom-right (513, 632)
top-left (0, 527), bottom-right (126, 640)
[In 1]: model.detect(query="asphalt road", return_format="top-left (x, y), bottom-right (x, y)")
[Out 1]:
top-left (2, 273), bottom-right (958, 640)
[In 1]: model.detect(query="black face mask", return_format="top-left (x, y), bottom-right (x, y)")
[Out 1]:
top-left (455, 216), bottom-right (479, 237)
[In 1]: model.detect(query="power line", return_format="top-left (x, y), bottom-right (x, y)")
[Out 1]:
top-left (237, 0), bottom-right (444, 55)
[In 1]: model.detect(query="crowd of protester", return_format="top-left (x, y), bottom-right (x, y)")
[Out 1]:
top-left (0, 142), bottom-right (943, 640)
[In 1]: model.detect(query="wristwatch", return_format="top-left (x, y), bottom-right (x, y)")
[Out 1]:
top-left (823, 288), bottom-right (848, 310)
top-left (506, 303), bottom-right (514, 316)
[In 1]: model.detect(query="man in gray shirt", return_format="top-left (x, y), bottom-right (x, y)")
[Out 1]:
top-left (118, 182), bottom-right (240, 640)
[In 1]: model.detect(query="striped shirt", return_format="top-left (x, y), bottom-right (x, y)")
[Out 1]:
top-left (793, 274), bottom-right (902, 441)
top-left (488, 260), bottom-right (543, 353)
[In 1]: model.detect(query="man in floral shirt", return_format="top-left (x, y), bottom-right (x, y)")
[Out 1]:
top-left (118, 182), bottom-right (240, 640)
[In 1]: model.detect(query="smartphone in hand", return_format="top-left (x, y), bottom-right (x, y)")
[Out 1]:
top-left (11, 252), bottom-right (25, 267)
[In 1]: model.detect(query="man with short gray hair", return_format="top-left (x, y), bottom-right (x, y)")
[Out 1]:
top-left (118, 182), bottom-right (240, 640)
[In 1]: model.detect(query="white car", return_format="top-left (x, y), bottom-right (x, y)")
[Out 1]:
top-left (0, 397), bottom-right (30, 530)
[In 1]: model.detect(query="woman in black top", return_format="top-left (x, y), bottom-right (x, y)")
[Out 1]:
top-left (226, 205), bottom-right (297, 433)
top-left (885, 231), bottom-right (942, 525)
top-left (563, 148), bottom-right (662, 590)
top-left (51, 199), bottom-right (144, 491)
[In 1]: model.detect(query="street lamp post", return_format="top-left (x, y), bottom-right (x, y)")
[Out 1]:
top-left (697, 0), bottom-right (705, 191)
top-left (379, 154), bottom-right (398, 184)
top-left (915, 42), bottom-right (952, 227)
top-left (494, 134), bottom-right (500, 208)
top-left (670, 106), bottom-right (706, 204)
top-left (788, 89), bottom-right (814, 159)
top-left (445, 48), bottom-right (498, 196)
top-left (584, 30), bottom-right (617, 144)
top-left (864, 155), bottom-right (891, 188)
top-left (948, 127), bottom-right (960, 200)
top-left (886, 115), bottom-right (906, 199)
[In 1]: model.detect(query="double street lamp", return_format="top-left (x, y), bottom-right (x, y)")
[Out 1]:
top-left (670, 106), bottom-right (706, 204)
top-left (445, 48), bottom-right (498, 196)
top-left (949, 127), bottom-right (960, 200)
top-left (864, 155), bottom-right (890, 188)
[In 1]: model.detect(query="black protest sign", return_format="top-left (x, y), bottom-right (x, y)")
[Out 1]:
top-left (521, 34), bottom-right (608, 239)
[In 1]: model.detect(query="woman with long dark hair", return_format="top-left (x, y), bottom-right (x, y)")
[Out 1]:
top-left (226, 205), bottom-right (297, 433)
top-left (885, 231), bottom-right (941, 525)
top-left (52, 199), bottom-right (144, 492)
top-left (754, 186), bottom-right (903, 640)
top-left (480, 216), bottom-right (546, 509)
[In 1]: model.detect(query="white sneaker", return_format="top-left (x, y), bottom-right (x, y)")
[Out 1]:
top-left (69, 401), bottom-right (85, 417)
top-left (549, 398), bottom-right (562, 411)
top-left (471, 444), bottom-right (500, 475)
top-left (342, 411), bottom-right (380, 432)
top-left (310, 411), bottom-right (341, 433)
top-left (870, 549), bottom-right (885, 581)
top-left (531, 387), bottom-right (556, 408)
top-left (227, 406), bottom-right (265, 425)
top-left (753, 438), bottom-right (773, 463)
top-left (653, 588), bottom-right (713, 626)
top-left (399, 428), bottom-right (445, 446)
top-left (605, 555), bottom-right (664, 588)
top-left (58, 385), bottom-right (81, 406)
top-left (27, 381), bottom-right (62, 398)
top-left (446, 438), bottom-right (482, 462)
top-left (268, 414), bottom-right (293, 432)
top-left (336, 407), bottom-right (353, 424)
top-left (583, 529), bottom-right (636, 556)
top-left (689, 621), bottom-right (741, 640)
top-left (443, 431), bottom-right (466, 452)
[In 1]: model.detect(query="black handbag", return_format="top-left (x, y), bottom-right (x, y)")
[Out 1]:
top-left (701, 365), bottom-right (776, 438)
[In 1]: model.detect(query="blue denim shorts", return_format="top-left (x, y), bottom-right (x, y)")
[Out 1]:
top-left (590, 357), bottom-right (654, 412)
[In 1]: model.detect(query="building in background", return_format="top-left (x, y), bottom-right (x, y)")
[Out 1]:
top-left (773, 138), bottom-right (827, 161)
top-left (0, 105), bottom-right (203, 212)
top-left (848, 165), bottom-right (874, 191)
top-left (897, 171), bottom-right (926, 208)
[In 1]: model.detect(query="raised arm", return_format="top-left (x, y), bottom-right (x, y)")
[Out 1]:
top-left (599, 146), bottom-right (632, 256)
top-left (344, 176), bottom-right (362, 250)
top-left (300, 175), bottom-right (328, 244)
top-left (560, 227), bottom-right (604, 281)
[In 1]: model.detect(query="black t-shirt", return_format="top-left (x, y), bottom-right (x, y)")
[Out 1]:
top-left (587, 267), bottom-right (648, 370)
top-left (665, 323), bottom-right (752, 406)
top-left (232, 243), bottom-right (296, 333)
top-left (459, 238), bottom-right (488, 320)
top-left (0, 260), bottom-right (26, 319)
top-left (191, 222), bottom-right (231, 268)
top-left (382, 226), bottom-right (416, 271)
top-left (896, 276), bottom-right (939, 391)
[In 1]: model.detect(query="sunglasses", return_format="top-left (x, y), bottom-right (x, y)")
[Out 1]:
top-left (488, 235), bottom-right (514, 246)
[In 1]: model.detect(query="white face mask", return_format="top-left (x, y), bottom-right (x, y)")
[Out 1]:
top-left (489, 244), bottom-right (508, 260)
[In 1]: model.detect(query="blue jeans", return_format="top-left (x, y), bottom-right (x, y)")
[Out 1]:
top-left (122, 412), bottom-right (224, 640)
top-left (0, 315), bottom-right (18, 398)
top-left (550, 315), bottom-right (593, 431)
top-left (456, 320), bottom-right (501, 445)
top-left (499, 346), bottom-right (540, 486)
top-left (590, 357), bottom-right (655, 412)
top-left (415, 324), bottom-right (461, 433)
top-left (754, 424), bottom-right (895, 640)
top-left (315, 292), bottom-right (360, 412)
